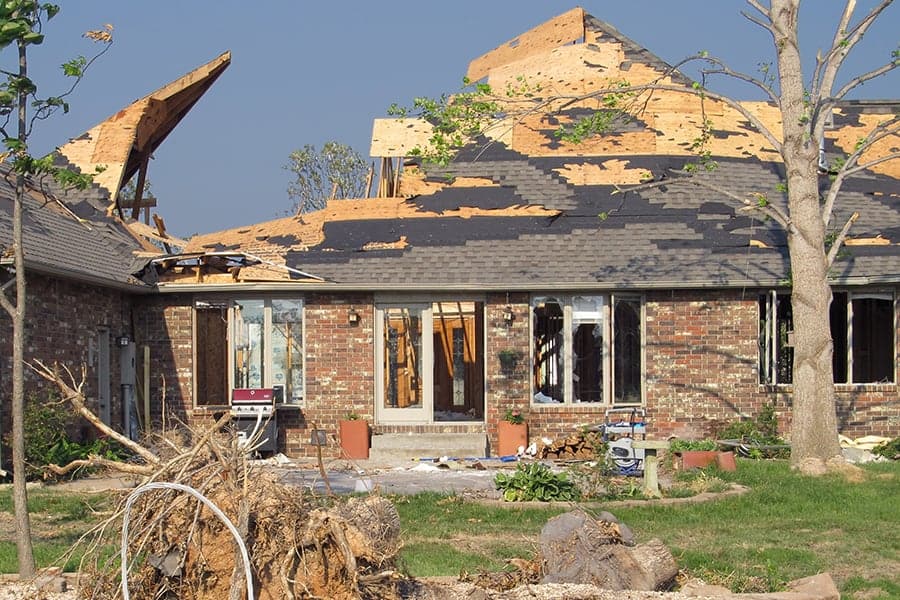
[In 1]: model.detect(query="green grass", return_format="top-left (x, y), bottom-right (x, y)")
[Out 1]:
top-left (395, 460), bottom-right (900, 596)
top-left (0, 486), bottom-right (115, 573)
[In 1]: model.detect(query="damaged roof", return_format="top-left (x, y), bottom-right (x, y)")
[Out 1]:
top-left (170, 8), bottom-right (898, 291)
top-left (0, 167), bottom-right (156, 289)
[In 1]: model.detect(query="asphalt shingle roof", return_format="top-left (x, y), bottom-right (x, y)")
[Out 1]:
top-left (0, 167), bottom-right (152, 289)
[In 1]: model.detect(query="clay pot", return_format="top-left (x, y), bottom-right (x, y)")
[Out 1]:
top-left (339, 420), bottom-right (370, 459)
top-left (498, 421), bottom-right (528, 456)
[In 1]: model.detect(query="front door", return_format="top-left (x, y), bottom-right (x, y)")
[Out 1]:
top-left (375, 301), bottom-right (485, 424)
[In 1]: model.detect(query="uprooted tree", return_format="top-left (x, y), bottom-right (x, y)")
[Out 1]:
top-left (0, 2), bottom-right (111, 577)
top-left (391, 0), bottom-right (898, 475)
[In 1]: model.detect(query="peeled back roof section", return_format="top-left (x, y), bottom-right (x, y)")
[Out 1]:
top-left (56, 51), bottom-right (231, 206)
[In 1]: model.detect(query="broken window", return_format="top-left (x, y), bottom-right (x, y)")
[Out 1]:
top-left (758, 291), bottom-right (794, 385)
top-left (383, 306), bottom-right (424, 409)
top-left (194, 298), bottom-right (304, 406)
top-left (759, 290), bottom-right (894, 385)
top-left (613, 297), bottom-right (642, 404)
top-left (532, 295), bottom-right (643, 405)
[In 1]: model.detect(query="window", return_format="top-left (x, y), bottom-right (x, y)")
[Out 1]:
top-left (532, 295), bottom-right (642, 404)
top-left (759, 290), bottom-right (894, 385)
top-left (232, 298), bottom-right (304, 403)
top-left (195, 298), bottom-right (304, 406)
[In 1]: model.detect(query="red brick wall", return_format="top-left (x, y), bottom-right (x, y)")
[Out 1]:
top-left (0, 272), bottom-right (133, 462)
top-left (287, 293), bottom-right (375, 457)
top-left (144, 287), bottom-right (899, 459)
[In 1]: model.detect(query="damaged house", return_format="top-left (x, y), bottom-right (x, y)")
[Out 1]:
top-left (2, 10), bottom-right (898, 462)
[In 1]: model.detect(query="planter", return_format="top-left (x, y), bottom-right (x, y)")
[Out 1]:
top-left (676, 450), bottom-right (718, 470)
top-left (339, 420), bottom-right (370, 459)
top-left (715, 450), bottom-right (737, 472)
top-left (497, 421), bottom-right (528, 457)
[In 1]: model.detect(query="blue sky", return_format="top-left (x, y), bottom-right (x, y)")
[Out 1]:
top-left (18, 2), bottom-right (900, 237)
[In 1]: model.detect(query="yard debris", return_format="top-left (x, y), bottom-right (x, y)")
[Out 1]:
top-left (538, 510), bottom-right (676, 591)
top-left (31, 361), bottom-right (406, 600)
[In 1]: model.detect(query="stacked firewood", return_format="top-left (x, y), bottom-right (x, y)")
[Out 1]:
top-left (538, 431), bottom-right (604, 460)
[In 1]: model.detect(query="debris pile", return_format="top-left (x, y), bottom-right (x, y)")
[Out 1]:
top-left (33, 362), bottom-right (404, 600)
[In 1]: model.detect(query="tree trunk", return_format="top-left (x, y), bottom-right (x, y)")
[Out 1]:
top-left (11, 37), bottom-right (35, 579)
top-left (772, 0), bottom-right (843, 472)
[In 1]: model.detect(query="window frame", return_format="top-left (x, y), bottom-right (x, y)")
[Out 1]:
top-left (759, 289), bottom-right (896, 386)
top-left (192, 296), bottom-right (306, 408)
top-left (530, 293), bottom-right (644, 406)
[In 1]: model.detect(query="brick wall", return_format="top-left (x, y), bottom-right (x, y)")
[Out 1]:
top-left (0, 272), bottom-right (133, 465)
top-left (288, 293), bottom-right (375, 457)
top-left (143, 287), bottom-right (899, 460)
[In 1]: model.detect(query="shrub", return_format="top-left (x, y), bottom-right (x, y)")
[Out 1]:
top-left (872, 437), bottom-right (900, 460)
top-left (9, 393), bottom-right (129, 480)
top-left (669, 439), bottom-right (718, 452)
top-left (494, 462), bottom-right (579, 502)
top-left (717, 402), bottom-right (789, 459)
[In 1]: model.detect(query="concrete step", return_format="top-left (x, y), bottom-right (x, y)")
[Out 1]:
top-left (369, 432), bottom-right (488, 461)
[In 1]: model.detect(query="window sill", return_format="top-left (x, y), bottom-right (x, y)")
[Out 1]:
top-left (761, 383), bottom-right (896, 393)
top-left (529, 403), bottom-right (640, 411)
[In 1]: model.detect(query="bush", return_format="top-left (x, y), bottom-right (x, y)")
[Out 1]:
top-left (8, 393), bottom-right (129, 480)
top-left (717, 402), bottom-right (789, 459)
top-left (669, 439), bottom-right (718, 452)
top-left (872, 437), bottom-right (900, 460)
top-left (494, 462), bottom-right (579, 502)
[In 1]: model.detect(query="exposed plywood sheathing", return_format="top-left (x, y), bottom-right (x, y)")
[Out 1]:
top-left (370, 118), bottom-right (434, 158)
top-left (827, 110), bottom-right (900, 179)
top-left (554, 160), bottom-right (651, 185)
top-left (466, 7), bottom-right (585, 82)
top-left (57, 51), bottom-right (231, 205)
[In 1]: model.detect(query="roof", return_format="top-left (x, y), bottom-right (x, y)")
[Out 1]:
top-left (55, 51), bottom-right (231, 207)
top-left (0, 167), bottom-right (155, 289)
top-left (167, 9), bottom-right (899, 292)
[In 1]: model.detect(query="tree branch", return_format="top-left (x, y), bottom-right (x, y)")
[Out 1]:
top-left (45, 456), bottom-right (155, 477)
top-left (558, 81), bottom-right (783, 154)
top-left (814, 0), bottom-right (893, 102)
top-left (822, 116), bottom-right (899, 225)
top-left (700, 57), bottom-right (780, 104)
top-left (832, 60), bottom-right (899, 101)
top-left (29, 360), bottom-right (161, 465)
top-left (613, 169), bottom-right (792, 230)
top-left (826, 211), bottom-right (859, 267)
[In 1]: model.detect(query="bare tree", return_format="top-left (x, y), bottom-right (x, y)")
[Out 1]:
top-left (0, 3), bottom-right (111, 577)
top-left (396, 1), bottom-right (898, 475)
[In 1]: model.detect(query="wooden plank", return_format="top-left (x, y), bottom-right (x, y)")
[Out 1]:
top-left (466, 8), bottom-right (585, 82)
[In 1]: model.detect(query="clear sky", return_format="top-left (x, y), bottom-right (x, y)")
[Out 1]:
top-left (19, 1), bottom-right (900, 238)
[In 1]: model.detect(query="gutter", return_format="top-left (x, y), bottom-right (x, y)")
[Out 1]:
top-left (0, 257), bottom-right (154, 294)
top-left (153, 274), bottom-right (900, 294)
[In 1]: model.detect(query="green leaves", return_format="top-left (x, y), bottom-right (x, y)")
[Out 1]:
top-left (61, 56), bottom-right (87, 77)
top-left (494, 463), bottom-right (579, 502)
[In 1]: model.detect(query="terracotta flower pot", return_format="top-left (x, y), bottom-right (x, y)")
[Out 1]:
top-left (498, 421), bottom-right (528, 457)
top-left (716, 450), bottom-right (737, 471)
top-left (339, 420), bottom-right (370, 459)
top-left (677, 450), bottom-right (718, 470)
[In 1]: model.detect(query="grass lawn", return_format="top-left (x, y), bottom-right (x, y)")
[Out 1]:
top-left (1, 460), bottom-right (897, 599)
top-left (0, 485), bottom-right (115, 573)
top-left (394, 460), bottom-right (900, 597)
